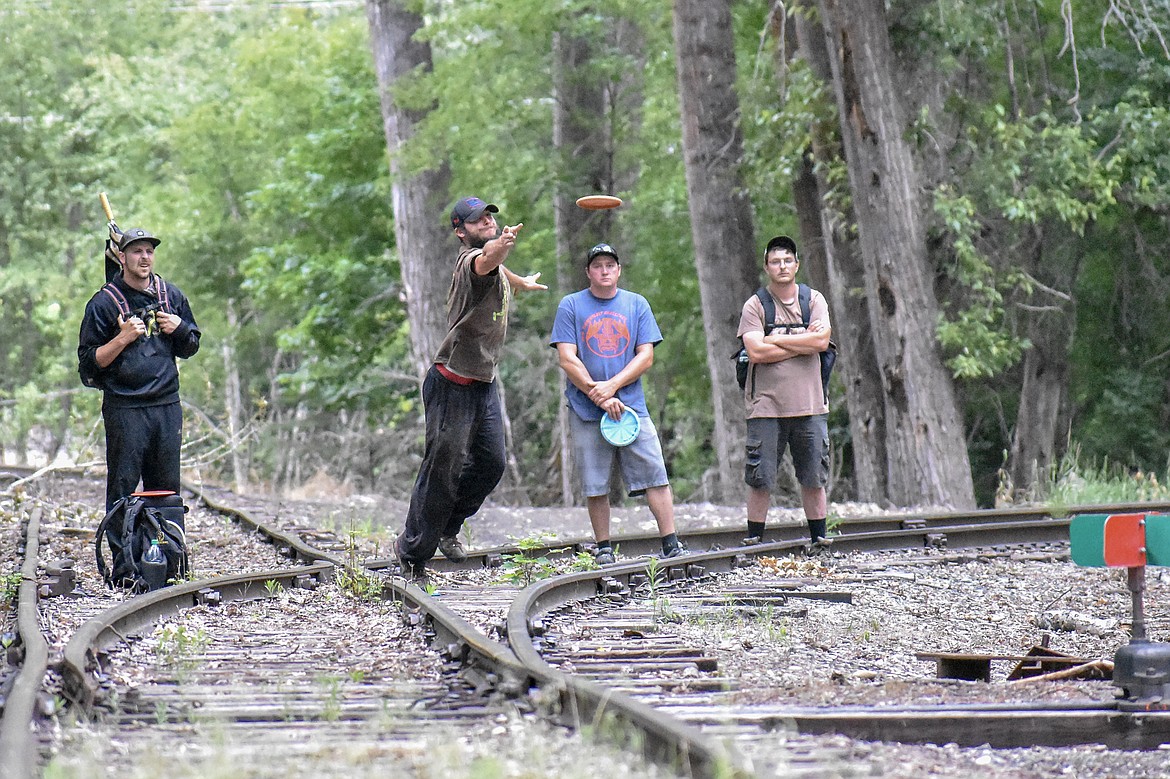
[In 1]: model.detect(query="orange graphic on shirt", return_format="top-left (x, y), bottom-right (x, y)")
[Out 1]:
top-left (582, 311), bottom-right (630, 358)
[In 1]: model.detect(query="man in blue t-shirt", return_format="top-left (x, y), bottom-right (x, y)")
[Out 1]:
top-left (550, 243), bottom-right (684, 565)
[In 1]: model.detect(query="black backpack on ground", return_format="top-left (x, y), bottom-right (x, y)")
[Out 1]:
top-left (95, 492), bottom-right (189, 592)
top-left (732, 284), bottom-right (838, 400)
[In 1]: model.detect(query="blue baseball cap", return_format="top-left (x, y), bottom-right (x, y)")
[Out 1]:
top-left (450, 196), bottom-right (499, 229)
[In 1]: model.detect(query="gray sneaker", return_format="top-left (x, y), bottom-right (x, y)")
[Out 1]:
top-left (662, 543), bottom-right (687, 559)
top-left (438, 535), bottom-right (468, 563)
top-left (741, 536), bottom-right (763, 546)
top-left (594, 548), bottom-right (616, 566)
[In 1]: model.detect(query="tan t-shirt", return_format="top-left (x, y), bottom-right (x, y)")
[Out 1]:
top-left (736, 287), bottom-right (830, 419)
top-left (433, 247), bottom-right (511, 382)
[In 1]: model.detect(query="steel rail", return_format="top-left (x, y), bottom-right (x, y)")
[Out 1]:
top-left (183, 477), bottom-right (337, 565)
top-left (733, 701), bottom-right (1170, 749)
top-left (58, 562), bottom-right (334, 707)
top-left (362, 499), bottom-right (1170, 573)
top-left (507, 513), bottom-right (1170, 764)
top-left (508, 566), bottom-right (752, 779)
top-left (193, 481), bottom-right (751, 776)
top-left (0, 508), bottom-right (50, 779)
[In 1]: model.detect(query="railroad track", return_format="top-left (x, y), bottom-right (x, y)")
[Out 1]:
top-left (2, 468), bottom-right (1170, 777)
top-left (509, 528), bottom-right (1170, 775)
top-left (0, 473), bottom-right (545, 778)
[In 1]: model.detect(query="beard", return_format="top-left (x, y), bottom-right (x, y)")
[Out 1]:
top-left (467, 226), bottom-right (503, 250)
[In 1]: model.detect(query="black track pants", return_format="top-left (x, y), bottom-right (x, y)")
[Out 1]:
top-left (102, 402), bottom-right (183, 510)
top-left (398, 366), bottom-right (506, 565)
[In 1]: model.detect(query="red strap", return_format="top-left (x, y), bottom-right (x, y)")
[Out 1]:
top-left (436, 363), bottom-right (477, 385)
top-left (101, 283), bottom-right (131, 318)
top-left (152, 274), bottom-right (170, 312)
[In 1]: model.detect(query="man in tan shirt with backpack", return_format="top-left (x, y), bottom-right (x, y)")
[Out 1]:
top-left (736, 235), bottom-right (833, 547)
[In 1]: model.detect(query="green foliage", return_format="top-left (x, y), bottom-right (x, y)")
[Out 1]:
top-left (0, 572), bottom-right (23, 607)
top-left (497, 532), bottom-right (566, 586)
top-left (154, 623), bottom-right (210, 679)
top-left (3, 0), bottom-right (1170, 509)
top-left (1045, 446), bottom-right (1170, 506)
top-left (931, 104), bottom-right (1121, 380)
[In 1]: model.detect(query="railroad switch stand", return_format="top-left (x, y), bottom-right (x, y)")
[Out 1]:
top-left (1070, 512), bottom-right (1170, 710)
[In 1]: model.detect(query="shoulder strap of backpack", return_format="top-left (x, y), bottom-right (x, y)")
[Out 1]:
top-left (755, 287), bottom-right (775, 330)
top-left (151, 274), bottom-right (171, 312)
top-left (100, 282), bottom-right (131, 319)
top-left (797, 283), bottom-right (811, 327)
top-left (94, 497), bottom-right (128, 585)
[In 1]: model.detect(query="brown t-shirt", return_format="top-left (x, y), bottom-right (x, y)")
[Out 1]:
top-left (736, 287), bottom-right (830, 419)
top-left (433, 247), bottom-right (511, 382)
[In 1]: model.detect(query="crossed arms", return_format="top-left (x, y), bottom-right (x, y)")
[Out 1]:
top-left (743, 320), bottom-right (830, 365)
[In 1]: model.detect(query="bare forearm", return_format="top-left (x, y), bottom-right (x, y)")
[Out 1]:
top-left (95, 337), bottom-right (129, 368)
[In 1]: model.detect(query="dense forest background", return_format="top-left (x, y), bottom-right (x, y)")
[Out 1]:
top-left (1, 0), bottom-right (1167, 511)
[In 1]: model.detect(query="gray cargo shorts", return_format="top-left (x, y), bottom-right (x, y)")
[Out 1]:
top-left (744, 414), bottom-right (829, 490)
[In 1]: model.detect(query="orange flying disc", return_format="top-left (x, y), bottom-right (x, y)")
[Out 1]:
top-left (576, 194), bottom-right (623, 210)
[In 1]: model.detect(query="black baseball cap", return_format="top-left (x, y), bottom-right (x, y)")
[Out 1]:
top-left (765, 235), bottom-right (798, 256)
top-left (118, 227), bottom-right (161, 251)
top-left (450, 196), bottom-right (499, 229)
top-left (586, 242), bottom-right (620, 266)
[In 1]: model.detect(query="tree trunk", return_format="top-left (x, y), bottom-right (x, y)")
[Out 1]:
top-left (671, 0), bottom-right (760, 502)
top-left (221, 299), bottom-right (246, 492)
top-left (791, 7), bottom-right (890, 504)
top-left (1009, 231), bottom-right (1078, 498)
top-left (366, 0), bottom-right (453, 379)
top-left (816, 0), bottom-right (976, 508)
top-left (552, 29), bottom-right (610, 506)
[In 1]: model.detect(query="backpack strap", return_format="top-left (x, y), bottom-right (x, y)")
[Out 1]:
top-left (151, 274), bottom-right (171, 313)
top-left (755, 287), bottom-right (776, 331)
top-left (100, 283), bottom-right (131, 319)
top-left (797, 283), bottom-right (812, 327)
top-left (745, 287), bottom-right (776, 397)
top-left (94, 496), bottom-right (129, 586)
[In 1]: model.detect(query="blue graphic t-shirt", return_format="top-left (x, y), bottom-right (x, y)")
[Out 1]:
top-left (549, 288), bottom-right (663, 422)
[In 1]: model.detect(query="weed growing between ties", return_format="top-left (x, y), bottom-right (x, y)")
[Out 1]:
top-left (336, 525), bottom-right (387, 600)
top-left (639, 557), bottom-right (680, 629)
top-left (497, 532), bottom-right (594, 586)
top-left (154, 623), bottom-right (210, 681)
top-left (1, 571), bottom-right (23, 607)
top-left (335, 565), bottom-right (385, 601)
top-left (317, 674), bottom-right (343, 722)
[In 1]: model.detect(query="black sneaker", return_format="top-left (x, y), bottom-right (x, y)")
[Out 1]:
top-left (438, 535), bottom-right (468, 563)
top-left (594, 547), bottom-right (616, 566)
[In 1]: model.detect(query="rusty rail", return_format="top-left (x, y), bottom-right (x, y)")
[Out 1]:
top-left (0, 508), bottom-right (50, 779)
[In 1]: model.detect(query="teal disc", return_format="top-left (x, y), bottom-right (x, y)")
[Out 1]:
top-left (600, 409), bottom-right (640, 447)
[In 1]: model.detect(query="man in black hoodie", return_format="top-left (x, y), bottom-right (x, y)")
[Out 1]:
top-left (78, 228), bottom-right (201, 510)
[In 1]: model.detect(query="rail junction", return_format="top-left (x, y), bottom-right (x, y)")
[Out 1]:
top-left (1, 465), bottom-right (1169, 777)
